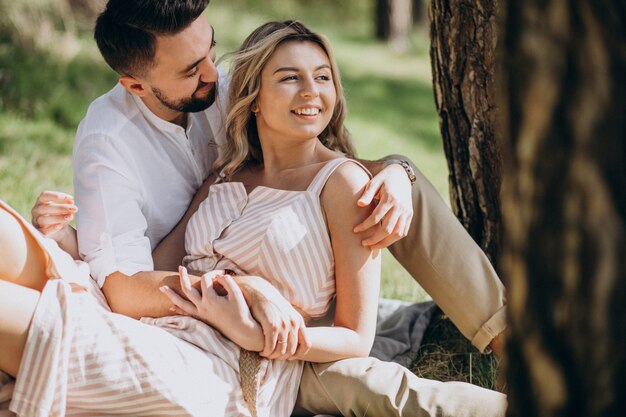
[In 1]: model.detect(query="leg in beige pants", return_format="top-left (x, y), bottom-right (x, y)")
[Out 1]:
top-left (388, 164), bottom-right (506, 352)
top-left (293, 166), bottom-right (508, 416)
top-left (294, 357), bottom-right (507, 417)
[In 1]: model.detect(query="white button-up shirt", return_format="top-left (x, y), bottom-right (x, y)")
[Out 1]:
top-left (73, 81), bottom-right (227, 287)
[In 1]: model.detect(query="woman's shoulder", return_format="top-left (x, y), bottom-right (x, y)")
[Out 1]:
top-left (321, 158), bottom-right (371, 200)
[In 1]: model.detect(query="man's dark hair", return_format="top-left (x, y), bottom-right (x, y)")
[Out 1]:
top-left (95, 0), bottom-right (210, 76)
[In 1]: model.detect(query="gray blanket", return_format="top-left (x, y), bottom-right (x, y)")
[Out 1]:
top-left (371, 298), bottom-right (436, 367)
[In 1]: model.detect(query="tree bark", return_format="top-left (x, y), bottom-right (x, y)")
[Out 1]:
top-left (499, 1), bottom-right (626, 416)
top-left (429, 0), bottom-right (502, 270)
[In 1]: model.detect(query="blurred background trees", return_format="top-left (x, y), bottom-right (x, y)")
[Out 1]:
top-left (375, 0), bottom-right (427, 52)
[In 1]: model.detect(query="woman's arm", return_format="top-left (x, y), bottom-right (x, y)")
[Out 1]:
top-left (293, 161), bottom-right (382, 362)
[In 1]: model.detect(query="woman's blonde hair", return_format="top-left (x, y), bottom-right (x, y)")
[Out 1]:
top-left (215, 20), bottom-right (356, 179)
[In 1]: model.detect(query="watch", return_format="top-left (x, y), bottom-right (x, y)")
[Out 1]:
top-left (394, 160), bottom-right (417, 186)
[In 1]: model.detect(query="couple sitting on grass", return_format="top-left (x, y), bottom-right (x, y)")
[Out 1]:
top-left (0, 1), bottom-right (507, 416)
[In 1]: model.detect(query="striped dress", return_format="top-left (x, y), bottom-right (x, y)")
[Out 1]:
top-left (146, 157), bottom-right (361, 416)
top-left (4, 157), bottom-right (361, 416)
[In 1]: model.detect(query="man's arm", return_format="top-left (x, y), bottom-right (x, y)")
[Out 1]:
top-left (103, 267), bottom-right (307, 359)
top-left (102, 270), bottom-right (196, 318)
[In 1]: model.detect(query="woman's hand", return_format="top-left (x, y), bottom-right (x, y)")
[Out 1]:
top-left (353, 163), bottom-right (413, 249)
top-left (31, 191), bottom-right (77, 239)
top-left (238, 276), bottom-right (310, 360)
top-left (160, 267), bottom-right (264, 351)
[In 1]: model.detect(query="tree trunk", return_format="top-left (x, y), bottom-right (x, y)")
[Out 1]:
top-left (389, 0), bottom-right (411, 52)
top-left (375, 0), bottom-right (391, 40)
top-left (376, 0), bottom-right (412, 52)
top-left (412, 0), bottom-right (426, 27)
top-left (499, 1), bottom-right (626, 416)
top-left (429, 0), bottom-right (502, 270)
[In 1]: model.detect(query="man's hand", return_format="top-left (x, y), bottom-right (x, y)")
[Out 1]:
top-left (353, 163), bottom-right (413, 249)
top-left (238, 276), bottom-right (310, 360)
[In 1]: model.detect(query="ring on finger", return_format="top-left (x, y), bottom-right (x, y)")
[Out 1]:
top-left (277, 339), bottom-right (287, 344)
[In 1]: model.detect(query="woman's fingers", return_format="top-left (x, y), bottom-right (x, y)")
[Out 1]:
top-left (290, 326), bottom-right (311, 361)
top-left (38, 191), bottom-right (74, 204)
top-left (36, 214), bottom-right (73, 228)
top-left (38, 224), bottom-right (64, 236)
top-left (159, 285), bottom-right (197, 315)
top-left (267, 317), bottom-right (304, 360)
top-left (217, 274), bottom-right (247, 305)
top-left (31, 191), bottom-right (77, 232)
top-left (267, 327), bottom-right (289, 359)
top-left (260, 321), bottom-right (281, 358)
top-left (285, 327), bottom-right (298, 358)
top-left (178, 266), bottom-right (202, 305)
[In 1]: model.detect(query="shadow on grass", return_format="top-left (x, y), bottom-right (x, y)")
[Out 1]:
top-left (342, 72), bottom-right (441, 150)
top-left (412, 308), bottom-right (502, 391)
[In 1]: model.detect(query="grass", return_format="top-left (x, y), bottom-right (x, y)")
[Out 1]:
top-left (0, 0), bottom-right (498, 390)
top-left (412, 309), bottom-right (501, 390)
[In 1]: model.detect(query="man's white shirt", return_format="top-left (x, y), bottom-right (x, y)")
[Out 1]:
top-left (73, 78), bottom-right (227, 287)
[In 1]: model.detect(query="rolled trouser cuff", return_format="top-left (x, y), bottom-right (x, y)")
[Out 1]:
top-left (471, 305), bottom-right (507, 353)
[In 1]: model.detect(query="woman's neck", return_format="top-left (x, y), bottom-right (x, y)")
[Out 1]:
top-left (259, 138), bottom-right (326, 175)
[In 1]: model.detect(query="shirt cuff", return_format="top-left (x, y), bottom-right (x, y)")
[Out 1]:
top-left (471, 304), bottom-right (507, 353)
top-left (85, 233), bottom-right (154, 287)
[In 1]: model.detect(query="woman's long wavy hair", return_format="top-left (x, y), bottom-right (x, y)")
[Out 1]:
top-left (214, 20), bottom-right (356, 180)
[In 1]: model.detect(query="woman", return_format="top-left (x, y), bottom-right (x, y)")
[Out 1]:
top-left (0, 20), bottom-right (380, 417)
top-left (152, 19), bottom-right (382, 414)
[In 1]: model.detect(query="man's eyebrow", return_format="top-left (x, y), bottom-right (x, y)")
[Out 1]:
top-left (273, 64), bottom-right (331, 74)
top-left (179, 26), bottom-right (215, 74)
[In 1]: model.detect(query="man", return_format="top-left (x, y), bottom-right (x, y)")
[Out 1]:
top-left (34, 0), bottom-right (507, 415)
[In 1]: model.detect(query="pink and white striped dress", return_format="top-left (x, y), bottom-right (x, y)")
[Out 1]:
top-left (149, 157), bottom-right (364, 416)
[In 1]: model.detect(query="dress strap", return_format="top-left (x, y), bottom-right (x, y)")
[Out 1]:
top-left (307, 157), bottom-right (372, 196)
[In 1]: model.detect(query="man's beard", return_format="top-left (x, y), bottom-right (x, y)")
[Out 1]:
top-left (152, 81), bottom-right (217, 113)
